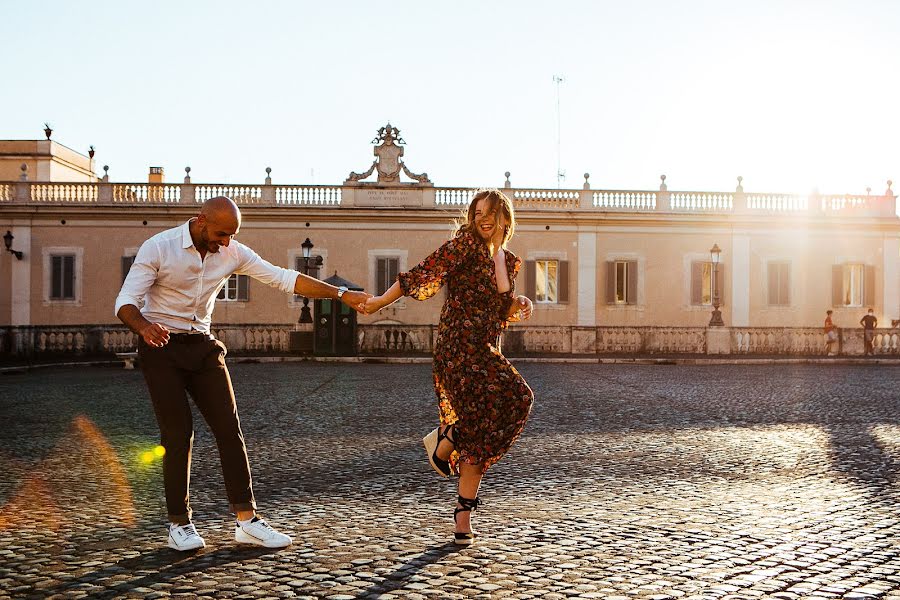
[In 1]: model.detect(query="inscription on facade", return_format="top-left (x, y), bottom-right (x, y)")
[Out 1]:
top-left (355, 188), bottom-right (423, 207)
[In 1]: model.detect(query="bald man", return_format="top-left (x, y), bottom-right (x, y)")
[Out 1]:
top-left (115, 196), bottom-right (370, 551)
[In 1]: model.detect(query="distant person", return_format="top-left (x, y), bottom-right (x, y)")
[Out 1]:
top-left (115, 196), bottom-right (370, 551)
top-left (824, 310), bottom-right (837, 356)
top-left (364, 189), bottom-right (535, 545)
top-left (860, 308), bottom-right (878, 356)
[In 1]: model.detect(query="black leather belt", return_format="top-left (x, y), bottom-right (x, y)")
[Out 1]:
top-left (168, 333), bottom-right (215, 344)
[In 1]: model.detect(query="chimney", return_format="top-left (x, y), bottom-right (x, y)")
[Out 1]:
top-left (148, 166), bottom-right (164, 184)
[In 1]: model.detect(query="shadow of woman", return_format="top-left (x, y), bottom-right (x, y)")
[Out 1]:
top-left (822, 422), bottom-right (900, 507)
top-left (356, 541), bottom-right (462, 597)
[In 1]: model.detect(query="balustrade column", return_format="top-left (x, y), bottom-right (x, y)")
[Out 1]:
top-left (340, 185), bottom-right (356, 207)
top-left (655, 175), bottom-right (670, 211)
top-left (733, 177), bottom-right (747, 213)
top-left (98, 181), bottom-right (113, 205)
top-left (261, 168), bottom-right (276, 206)
top-left (14, 181), bottom-right (29, 204)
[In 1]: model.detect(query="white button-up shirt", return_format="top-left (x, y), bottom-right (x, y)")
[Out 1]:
top-left (114, 220), bottom-right (300, 334)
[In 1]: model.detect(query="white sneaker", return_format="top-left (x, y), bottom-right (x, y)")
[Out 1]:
top-left (167, 522), bottom-right (206, 551)
top-left (235, 516), bottom-right (292, 548)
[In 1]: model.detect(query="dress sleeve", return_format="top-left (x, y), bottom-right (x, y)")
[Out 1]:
top-left (502, 251), bottom-right (523, 322)
top-left (398, 229), bottom-right (476, 301)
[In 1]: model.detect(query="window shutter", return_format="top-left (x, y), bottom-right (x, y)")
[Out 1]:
top-left (864, 264), bottom-right (875, 306)
top-left (237, 275), bottom-right (249, 301)
top-left (768, 263), bottom-right (778, 305)
top-left (525, 260), bottom-right (536, 300)
top-left (832, 265), bottom-right (843, 306)
top-left (626, 260), bottom-right (638, 305)
top-left (51, 256), bottom-right (62, 299)
top-left (389, 258), bottom-right (399, 288)
top-left (376, 258), bottom-right (387, 295)
top-left (121, 256), bottom-right (135, 283)
top-left (780, 264), bottom-right (788, 306)
top-left (716, 264), bottom-right (725, 305)
top-left (558, 260), bottom-right (569, 303)
top-left (62, 255), bottom-right (75, 299)
top-left (605, 261), bottom-right (616, 303)
top-left (691, 261), bottom-right (703, 305)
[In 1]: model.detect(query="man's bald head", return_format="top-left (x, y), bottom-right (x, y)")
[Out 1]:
top-left (200, 196), bottom-right (241, 228)
top-left (194, 196), bottom-right (241, 254)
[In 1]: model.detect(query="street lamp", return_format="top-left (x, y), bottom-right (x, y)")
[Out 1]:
top-left (298, 237), bottom-right (323, 324)
top-left (4, 231), bottom-right (23, 260)
top-left (709, 243), bottom-right (724, 326)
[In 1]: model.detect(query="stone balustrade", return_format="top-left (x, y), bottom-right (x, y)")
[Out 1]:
top-left (358, 324), bottom-right (435, 354)
top-left (1, 178), bottom-right (894, 217)
top-left (2, 325), bottom-right (898, 360)
top-left (732, 327), bottom-right (828, 354)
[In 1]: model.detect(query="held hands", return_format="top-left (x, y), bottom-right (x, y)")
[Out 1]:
top-left (516, 295), bottom-right (534, 320)
top-left (363, 295), bottom-right (387, 315)
top-left (340, 290), bottom-right (372, 314)
top-left (139, 322), bottom-right (170, 347)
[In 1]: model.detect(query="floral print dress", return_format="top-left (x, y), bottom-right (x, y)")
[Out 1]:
top-left (398, 227), bottom-right (534, 473)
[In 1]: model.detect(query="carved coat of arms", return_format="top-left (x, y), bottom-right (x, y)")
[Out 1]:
top-left (345, 123), bottom-right (431, 185)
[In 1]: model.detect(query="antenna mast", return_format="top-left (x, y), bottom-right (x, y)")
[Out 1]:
top-left (553, 75), bottom-right (565, 188)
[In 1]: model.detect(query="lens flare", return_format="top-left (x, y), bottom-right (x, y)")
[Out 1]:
top-left (153, 445), bottom-right (165, 458)
top-left (141, 451), bottom-right (154, 464)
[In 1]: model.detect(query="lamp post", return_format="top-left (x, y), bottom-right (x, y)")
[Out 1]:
top-left (4, 231), bottom-right (23, 260)
top-left (709, 243), bottom-right (724, 326)
top-left (298, 237), bottom-right (322, 324)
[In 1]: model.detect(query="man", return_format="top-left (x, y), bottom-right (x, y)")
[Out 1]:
top-left (824, 310), bottom-right (837, 356)
top-left (115, 196), bottom-right (369, 551)
top-left (860, 308), bottom-right (878, 356)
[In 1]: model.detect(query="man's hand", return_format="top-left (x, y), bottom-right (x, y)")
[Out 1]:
top-left (341, 290), bottom-right (372, 314)
top-left (139, 322), bottom-right (170, 347)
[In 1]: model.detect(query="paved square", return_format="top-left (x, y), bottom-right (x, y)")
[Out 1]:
top-left (0, 362), bottom-right (898, 599)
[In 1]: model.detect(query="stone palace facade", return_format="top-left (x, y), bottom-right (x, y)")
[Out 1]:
top-left (1, 125), bottom-right (898, 357)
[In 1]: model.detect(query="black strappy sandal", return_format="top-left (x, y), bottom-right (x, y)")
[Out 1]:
top-left (422, 424), bottom-right (455, 478)
top-left (453, 495), bottom-right (480, 546)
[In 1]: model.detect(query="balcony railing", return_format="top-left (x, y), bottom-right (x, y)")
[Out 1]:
top-left (0, 178), bottom-right (895, 217)
top-left (3, 324), bottom-right (896, 359)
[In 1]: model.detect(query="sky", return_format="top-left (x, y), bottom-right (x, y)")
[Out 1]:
top-left (2, 1), bottom-right (898, 195)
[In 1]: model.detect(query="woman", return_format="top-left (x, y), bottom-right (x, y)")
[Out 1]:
top-left (365, 188), bottom-right (535, 545)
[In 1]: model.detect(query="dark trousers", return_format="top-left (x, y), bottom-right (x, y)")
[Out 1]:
top-left (138, 336), bottom-right (255, 524)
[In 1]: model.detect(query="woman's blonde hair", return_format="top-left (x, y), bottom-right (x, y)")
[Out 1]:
top-left (455, 188), bottom-right (516, 247)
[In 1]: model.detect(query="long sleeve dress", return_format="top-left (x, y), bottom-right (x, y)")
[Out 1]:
top-left (398, 227), bottom-right (534, 473)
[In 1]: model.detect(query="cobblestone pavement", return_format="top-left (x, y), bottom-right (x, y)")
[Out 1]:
top-left (0, 362), bottom-right (898, 599)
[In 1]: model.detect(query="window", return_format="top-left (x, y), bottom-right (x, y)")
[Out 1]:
top-left (833, 263), bottom-right (873, 308)
top-left (606, 260), bottom-right (637, 305)
top-left (691, 262), bottom-right (713, 306)
top-left (376, 257), bottom-right (399, 296)
top-left (295, 256), bottom-right (322, 280)
top-left (43, 246), bottom-right (83, 305)
top-left (121, 255), bottom-right (136, 283)
top-left (294, 255), bottom-right (323, 301)
top-left (525, 259), bottom-right (569, 304)
top-left (535, 260), bottom-right (558, 303)
top-left (217, 274), bottom-right (249, 302)
top-left (50, 254), bottom-right (76, 300)
top-left (767, 262), bottom-right (790, 306)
